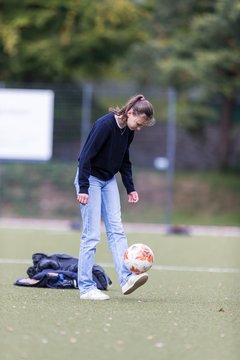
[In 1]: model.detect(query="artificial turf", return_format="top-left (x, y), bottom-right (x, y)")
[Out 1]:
top-left (0, 227), bottom-right (240, 360)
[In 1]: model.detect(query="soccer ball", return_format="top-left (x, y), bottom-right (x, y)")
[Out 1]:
top-left (124, 243), bottom-right (154, 274)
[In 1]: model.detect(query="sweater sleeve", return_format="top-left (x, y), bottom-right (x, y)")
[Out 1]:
top-left (119, 132), bottom-right (135, 194)
top-left (78, 122), bottom-right (111, 194)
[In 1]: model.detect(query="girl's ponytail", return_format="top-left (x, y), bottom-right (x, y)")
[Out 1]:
top-left (109, 94), bottom-right (155, 126)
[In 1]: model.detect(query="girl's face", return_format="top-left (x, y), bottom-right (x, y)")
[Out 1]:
top-left (126, 110), bottom-right (147, 131)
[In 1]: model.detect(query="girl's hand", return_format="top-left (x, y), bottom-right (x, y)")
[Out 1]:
top-left (77, 193), bottom-right (89, 205)
top-left (128, 191), bottom-right (139, 203)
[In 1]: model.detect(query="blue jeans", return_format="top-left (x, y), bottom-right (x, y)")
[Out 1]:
top-left (78, 175), bottom-right (131, 294)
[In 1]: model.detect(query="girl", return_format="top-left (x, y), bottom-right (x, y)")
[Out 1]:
top-left (75, 94), bottom-right (155, 300)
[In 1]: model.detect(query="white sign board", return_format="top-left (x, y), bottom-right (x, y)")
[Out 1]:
top-left (0, 89), bottom-right (54, 161)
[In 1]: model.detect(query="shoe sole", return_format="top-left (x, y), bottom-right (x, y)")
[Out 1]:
top-left (80, 297), bottom-right (110, 301)
top-left (80, 290), bottom-right (110, 300)
top-left (123, 274), bottom-right (148, 295)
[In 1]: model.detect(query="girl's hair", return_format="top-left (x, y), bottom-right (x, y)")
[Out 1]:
top-left (109, 94), bottom-right (155, 126)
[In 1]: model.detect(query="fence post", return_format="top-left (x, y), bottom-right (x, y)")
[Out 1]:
top-left (81, 83), bottom-right (93, 148)
top-left (166, 87), bottom-right (177, 232)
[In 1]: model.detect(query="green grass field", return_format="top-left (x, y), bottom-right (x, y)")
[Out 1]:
top-left (0, 226), bottom-right (240, 360)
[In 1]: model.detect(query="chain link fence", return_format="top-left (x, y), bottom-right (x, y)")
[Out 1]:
top-left (1, 80), bottom-right (239, 169)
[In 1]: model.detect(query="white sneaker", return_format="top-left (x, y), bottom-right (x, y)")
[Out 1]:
top-left (122, 273), bottom-right (148, 295)
top-left (80, 289), bottom-right (110, 301)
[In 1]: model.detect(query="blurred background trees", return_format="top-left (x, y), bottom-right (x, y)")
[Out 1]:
top-left (118, 0), bottom-right (240, 168)
top-left (0, 0), bottom-right (148, 81)
top-left (0, 0), bottom-right (240, 170)
top-left (0, 0), bottom-right (240, 224)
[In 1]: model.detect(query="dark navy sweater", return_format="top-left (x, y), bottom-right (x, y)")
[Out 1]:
top-left (77, 112), bottom-right (135, 194)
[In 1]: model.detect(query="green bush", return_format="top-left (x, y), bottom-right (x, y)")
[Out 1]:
top-left (1, 163), bottom-right (239, 226)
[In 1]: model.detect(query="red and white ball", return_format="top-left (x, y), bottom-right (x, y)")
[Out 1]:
top-left (124, 243), bottom-right (154, 274)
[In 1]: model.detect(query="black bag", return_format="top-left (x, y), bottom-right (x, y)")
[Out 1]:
top-left (15, 252), bottom-right (112, 290)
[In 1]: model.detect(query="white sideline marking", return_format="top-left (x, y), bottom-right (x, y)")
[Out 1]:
top-left (1, 259), bottom-right (240, 274)
top-left (0, 259), bottom-right (32, 264)
top-left (100, 262), bottom-right (240, 274)
top-left (152, 265), bottom-right (240, 273)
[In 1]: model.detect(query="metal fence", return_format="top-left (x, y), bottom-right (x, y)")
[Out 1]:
top-left (1, 80), bottom-right (240, 169)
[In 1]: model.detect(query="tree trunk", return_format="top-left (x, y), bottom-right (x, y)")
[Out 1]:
top-left (218, 96), bottom-right (234, 169)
